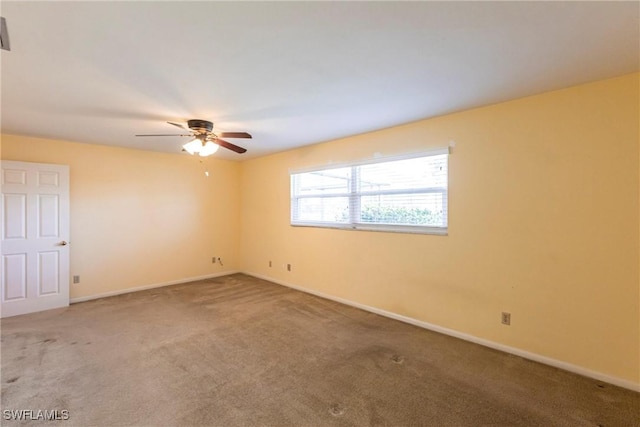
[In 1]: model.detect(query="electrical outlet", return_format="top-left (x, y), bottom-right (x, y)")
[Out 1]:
top-left (269, 261), bottom-right (272, 267)
top-left (287, 264), bottom-right (291, 272)
top-left (501, 312), bottom-right (511, 325)
top-left (212, 257), bottom-right (216, 264)
top-left (73, 275), bottom-right (80, 284)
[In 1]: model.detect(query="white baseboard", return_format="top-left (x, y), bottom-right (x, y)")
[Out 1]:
top-left (69, 271), bottom-right (239, 304)
top-left (245, 271), bottom-right (640, 393)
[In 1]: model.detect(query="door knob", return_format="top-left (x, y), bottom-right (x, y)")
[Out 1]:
top-left (60, 241), bottom-right (68, 246)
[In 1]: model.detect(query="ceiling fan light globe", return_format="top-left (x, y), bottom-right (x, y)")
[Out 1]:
top-left (199, 141), bottom-right (219, 157)
top-left (182, 138), bottom-right (202, 155)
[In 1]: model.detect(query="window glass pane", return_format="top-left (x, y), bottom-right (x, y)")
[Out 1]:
top-left (359, 155), bottom-right (447, 192)
top-left (291, 152), bottom-right (448, 233)
top-left (294, 197), bottom-right (350, 223)
top-left (293, 167), bottom-right (351, 196)
top-left (359, 192), bottom-right (447, 226)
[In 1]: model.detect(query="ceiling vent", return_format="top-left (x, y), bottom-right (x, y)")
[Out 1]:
top-left (1, 17), bottom-right (10, 51)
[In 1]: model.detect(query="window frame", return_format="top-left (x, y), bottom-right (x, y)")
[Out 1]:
top-left (290, 148), bottom-right (449, 235)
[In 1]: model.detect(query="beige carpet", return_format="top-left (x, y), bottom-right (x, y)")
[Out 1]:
top-left (1, 274), bottom-right (638, 426)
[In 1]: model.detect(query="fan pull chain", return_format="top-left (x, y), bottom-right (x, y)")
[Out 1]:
top-left (200, 160), bottom-right (209, 177)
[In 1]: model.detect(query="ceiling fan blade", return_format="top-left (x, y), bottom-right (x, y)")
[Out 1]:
top-left (135, 134), bottom-right (191, 137)
top-left (215, 138), bottom-right (247, 154)
top-left (167, 121), bottom-right (188, 130)
top-left (217, 132), bottom-right (252, 139)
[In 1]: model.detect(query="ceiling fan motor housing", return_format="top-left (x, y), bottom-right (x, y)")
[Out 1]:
top-left (188, 119), bottom-right (213, 133)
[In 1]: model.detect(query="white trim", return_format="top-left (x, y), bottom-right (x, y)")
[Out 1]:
top-left (244, 271), bottom-right (640, 392)
top-left (290, 153), bottom-right (449, 234)
top-left (289, 147), bottom-right (450, 174)
top-left (291, 222), bottom-right (448, 236)
top-left (69, 271), bottom-right (239, 304)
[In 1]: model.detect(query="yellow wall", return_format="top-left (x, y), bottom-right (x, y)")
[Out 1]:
top-left (1, 136), bottom-right (241, 299)
top-left (1, 74), bottom-right (638, 386)
top-left (240, 74), bottom-right (640, 384)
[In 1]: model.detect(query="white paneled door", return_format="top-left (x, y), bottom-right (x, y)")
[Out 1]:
top-left (1, 161), bottom-right (70, 318)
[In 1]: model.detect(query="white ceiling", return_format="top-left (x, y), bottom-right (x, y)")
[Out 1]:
top-left (1, 1), bottom-right (638, 160)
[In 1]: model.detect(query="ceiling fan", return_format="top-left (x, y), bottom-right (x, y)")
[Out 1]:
top-left (136, 119), bottom-right (252, 156)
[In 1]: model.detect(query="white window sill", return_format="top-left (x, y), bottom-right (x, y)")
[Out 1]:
top-left (291, 222), bottom-right (448, 236)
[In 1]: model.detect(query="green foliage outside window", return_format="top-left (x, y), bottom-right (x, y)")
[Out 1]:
top-left (338, 205), bottom-right (443, 226)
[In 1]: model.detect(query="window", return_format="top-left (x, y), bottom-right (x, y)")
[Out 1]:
top-left (290, 150), bottom-right (448, 234)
